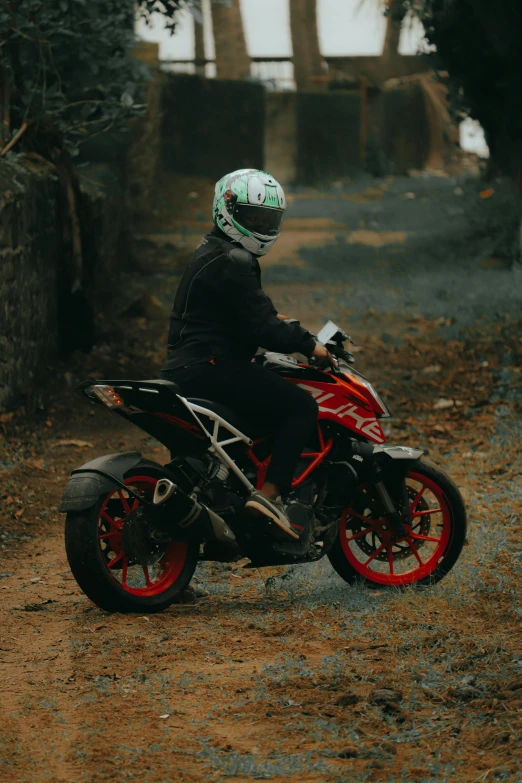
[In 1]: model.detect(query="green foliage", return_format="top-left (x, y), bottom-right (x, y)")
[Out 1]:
top-left (409, 1), bottom-right (522, 176)
top-left (0, 0), bottom-right (184, 153)
top-left (137, 0), bottom-right (186, 33)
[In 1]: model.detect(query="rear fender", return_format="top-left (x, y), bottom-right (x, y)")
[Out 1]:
top-left (59, 451), bottom-right (143, 513)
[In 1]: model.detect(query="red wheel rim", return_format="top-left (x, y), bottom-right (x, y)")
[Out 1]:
top-left (340, 471), bottom-right (452, 586)
top-left (97, 475), bottom-right (188, 597)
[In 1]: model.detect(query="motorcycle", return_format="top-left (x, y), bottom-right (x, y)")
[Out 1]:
top-left (60, 321), bottom-right (467, 613)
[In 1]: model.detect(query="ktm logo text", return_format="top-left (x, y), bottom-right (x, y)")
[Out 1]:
top-left (298, 384), bottom-right (384, 443)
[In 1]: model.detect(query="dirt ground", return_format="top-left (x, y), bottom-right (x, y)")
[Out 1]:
top-left (1, 173), bottom-right (522, 782)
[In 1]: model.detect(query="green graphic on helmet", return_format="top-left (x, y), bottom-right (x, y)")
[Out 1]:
top-left (212, 169), bottom-right (287, 256)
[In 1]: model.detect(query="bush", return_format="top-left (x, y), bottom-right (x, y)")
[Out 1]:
top-left (0, 0), bottom-right (182, 155)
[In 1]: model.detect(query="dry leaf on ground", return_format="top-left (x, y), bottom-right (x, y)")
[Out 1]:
top-left (52, 440), bottom-right (94, 448)
top-left (433, 398), bottom-right (455, 410)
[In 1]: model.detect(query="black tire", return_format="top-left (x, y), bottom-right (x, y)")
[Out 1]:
top-left (64, 463), bottom-right (199, 613)
top-left (327, 458), bottom-right (467, 589)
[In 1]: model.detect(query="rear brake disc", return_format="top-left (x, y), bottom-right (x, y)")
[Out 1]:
top-left (122, 506), bottom-right (166, 566)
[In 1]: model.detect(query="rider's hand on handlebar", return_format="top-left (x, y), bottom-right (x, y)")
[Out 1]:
top-left (312, 343), bottom-right (338, 370)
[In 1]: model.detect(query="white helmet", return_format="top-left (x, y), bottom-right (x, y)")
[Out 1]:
top-left (213, 168), bottom-right (287, 256)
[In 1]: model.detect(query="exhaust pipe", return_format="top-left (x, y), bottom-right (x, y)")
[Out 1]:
top-left (153, 479), bottom-right (236, 546)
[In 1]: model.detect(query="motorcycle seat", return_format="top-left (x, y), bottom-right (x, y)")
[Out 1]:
top-left (185, 398), bottom-right (251, 437)
top-left (139, 379), bottom-right (181, 394)
top-left (127, 382), bottom-right (252, 435)
top-left (96, 379), bottom-right (181, 395)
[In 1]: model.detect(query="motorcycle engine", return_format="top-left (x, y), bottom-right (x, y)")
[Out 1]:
top-left (324, 461), bottom-right (360, 507)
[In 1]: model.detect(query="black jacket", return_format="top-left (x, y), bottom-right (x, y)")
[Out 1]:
top-left (162, 227), bottom-right (316, 371)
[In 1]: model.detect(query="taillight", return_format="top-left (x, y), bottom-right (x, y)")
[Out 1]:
top-left (91, 385), bottom-right (124, 408)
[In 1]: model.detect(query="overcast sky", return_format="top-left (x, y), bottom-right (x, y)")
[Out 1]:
top-left (136, 0), bottom-right (426, 59)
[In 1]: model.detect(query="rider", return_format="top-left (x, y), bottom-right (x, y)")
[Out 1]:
top-left (161, 169), bottom-right (333, 539)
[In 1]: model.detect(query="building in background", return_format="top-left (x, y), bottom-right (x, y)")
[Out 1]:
top-left (135, 0), bottom-right (426, 89)
top-left (135, 0), bottom-right (488, 161)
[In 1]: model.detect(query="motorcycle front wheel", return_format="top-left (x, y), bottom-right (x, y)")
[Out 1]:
top-left (327, 458), bottom-right (467, 588)
top-left (64, 464), bottom-right (199, 613)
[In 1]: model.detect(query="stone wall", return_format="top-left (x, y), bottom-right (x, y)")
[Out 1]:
top-left (0, 161), bottom-right (61, 410)
top-left (0, 159), bottom-right (129, 412)
top-left (80, 164), bottom-right (130, 299)
top-left (0, 44), bottom-right (163, 412)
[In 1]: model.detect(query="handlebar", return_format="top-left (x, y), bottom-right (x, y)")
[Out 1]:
top-left (310, 343), bottom-right (354, 372)
top-left (286, 321), bottom-right (356, 370)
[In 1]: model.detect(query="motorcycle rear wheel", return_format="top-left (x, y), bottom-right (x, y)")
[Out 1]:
top-left (64, 463), bottom-right (199, 613)
top-left (327, 458), bottom-right (467, 588)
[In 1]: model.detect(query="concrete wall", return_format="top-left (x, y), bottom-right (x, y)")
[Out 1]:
top-left (296, 91), bottom-right (362, 183)
top-left (127, 50), bottom-right (165, 221)
top-left (265, 79), bottom-right (452, 182)
top-left (161, 74), bottom-right (265, 180)
top-left (266, 91), bottom-right (362, 185)
top-left (265, 92), bottom-right (298, 184)
top-left (325, 54), bottom-right (431, 88)
top-left (368, 74), bottom-right (455, 175)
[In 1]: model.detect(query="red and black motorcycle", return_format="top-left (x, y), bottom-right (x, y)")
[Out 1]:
top-left (61, 322), bottom-right (467, 613)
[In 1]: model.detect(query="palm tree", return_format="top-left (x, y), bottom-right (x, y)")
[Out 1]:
top-left (289, 0), bottom-right (326, 91)
top-left (210, 0), bottom-right (250, 81)
top-left (192, 1), bottom-right (206, 76)
top-left (382, 0), bottom-right (407, 60)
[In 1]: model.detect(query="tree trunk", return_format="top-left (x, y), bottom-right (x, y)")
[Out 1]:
top-left (210, 0), bottom-right (250, 81)
top-left (193, 1), bottom-right (206, 76)
top-left (289, 0), bottom-right (326, 92)
top-left (0, 67), bottom-right (10, 146)
top-left (382, 0), bottom-right (406, 61)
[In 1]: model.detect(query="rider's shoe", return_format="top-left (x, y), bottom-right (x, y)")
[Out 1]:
top-left (245, 491), bottom-right (299, 540)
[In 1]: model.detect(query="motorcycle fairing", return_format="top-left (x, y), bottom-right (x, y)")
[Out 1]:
top-left (78, 379), bottom-right (256, 492)
top-left (259, 354), bottom-right (385, 443)
top-left (79, 379), bottom-right (211, 456)
top-left (289, 377), bottom-right (386, 444)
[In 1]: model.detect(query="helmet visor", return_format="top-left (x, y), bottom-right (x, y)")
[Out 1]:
top-left (233, 204), bottom-right (284, 237)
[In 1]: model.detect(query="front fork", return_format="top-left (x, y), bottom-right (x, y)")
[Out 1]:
top-left (371, 464), bottom-right (410, 539)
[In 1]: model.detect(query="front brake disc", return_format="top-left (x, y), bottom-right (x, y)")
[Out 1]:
top-left (347, 487), bottom-right (432, 562)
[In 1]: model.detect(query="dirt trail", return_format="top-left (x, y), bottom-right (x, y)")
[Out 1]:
top-left (1, 175), bottom-right (522, 782)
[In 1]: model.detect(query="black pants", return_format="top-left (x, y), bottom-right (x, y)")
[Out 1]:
top-left (161, 360), bottom-right (318, 494)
